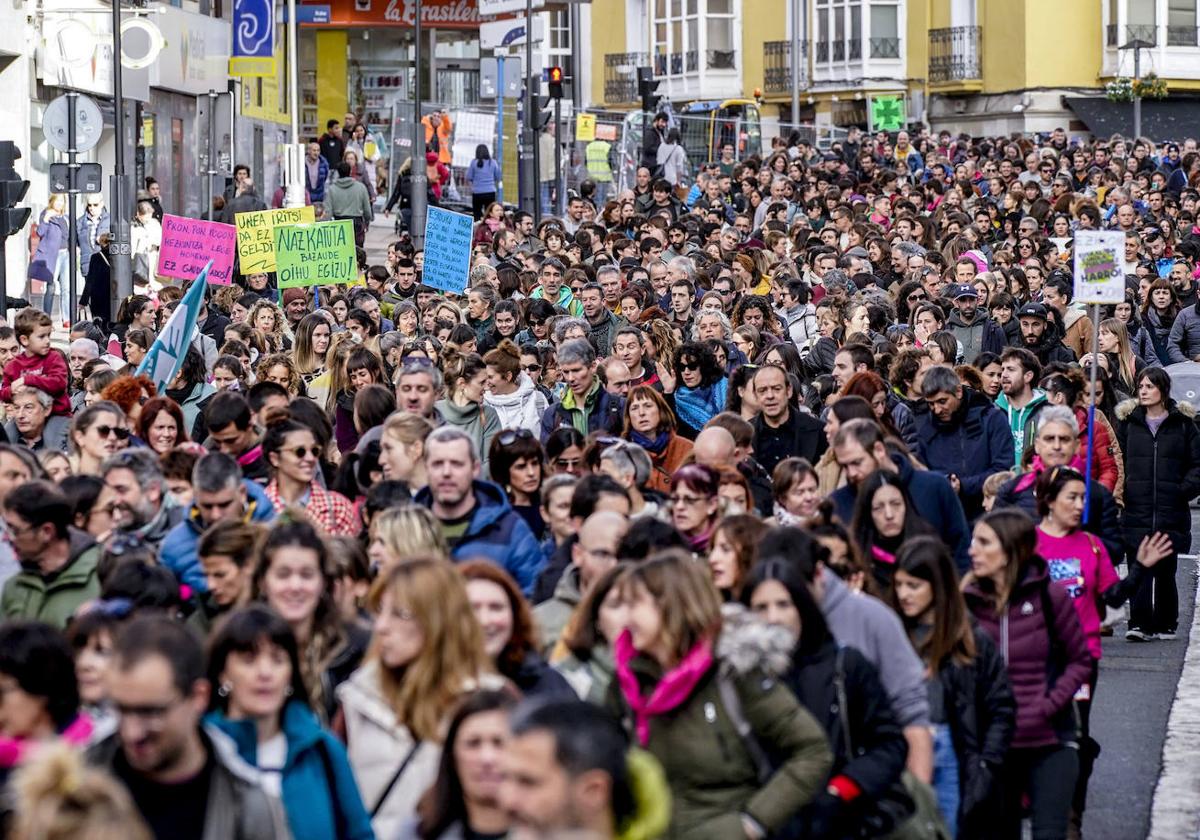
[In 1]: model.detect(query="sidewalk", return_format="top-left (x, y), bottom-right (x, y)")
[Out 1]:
top-left (364, 216), bottom-right (397, 268)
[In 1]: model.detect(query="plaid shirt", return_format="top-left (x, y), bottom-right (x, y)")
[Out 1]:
top-left (264, 480), bottom-right (359, 537)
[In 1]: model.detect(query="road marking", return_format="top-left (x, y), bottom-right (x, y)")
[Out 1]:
top-left (1148, 560), bottom-right (1200, 840)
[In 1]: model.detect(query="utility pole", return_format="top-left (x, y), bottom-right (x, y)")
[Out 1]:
top-left (524, 0), bottom-right (538, 219)
top-left (410, 0), bottom-right (428, 247)
top-left (283, 0), bottom-right (305, 207)
top-left (1119, 37), bottom-right (1153, 142)
top-left (110, 0), bottom-right (132, 312)
top-left (790, 0), bottom-right (801, 130)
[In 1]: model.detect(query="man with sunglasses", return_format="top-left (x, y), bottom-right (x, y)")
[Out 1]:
top-left (0, 480), bottom-right (100, 628)
top-left (77, 193), bottom-right (110, 282)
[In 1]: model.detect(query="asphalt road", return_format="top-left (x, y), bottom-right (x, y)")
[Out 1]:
top-left (1082, 533), bottom-right (1199, 840)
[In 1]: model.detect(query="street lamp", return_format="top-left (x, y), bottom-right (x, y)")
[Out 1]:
top-left (1118, 38), bottom-right (1154, 141)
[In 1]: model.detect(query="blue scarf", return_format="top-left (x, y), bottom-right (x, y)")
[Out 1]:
top-left (630, 429), bottom-right (671, 454)
top-left (674, 378), bottom-right (728, 433)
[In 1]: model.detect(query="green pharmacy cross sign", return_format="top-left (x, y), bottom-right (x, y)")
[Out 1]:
top-left (869, 95), bottom-right (906, 133)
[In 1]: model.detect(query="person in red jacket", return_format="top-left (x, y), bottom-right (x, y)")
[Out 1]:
top-left (0, 308), bottom-right (69, 417)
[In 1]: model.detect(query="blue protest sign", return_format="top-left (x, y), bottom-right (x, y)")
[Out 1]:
top-left (422, 206), bottom-right (474, 294)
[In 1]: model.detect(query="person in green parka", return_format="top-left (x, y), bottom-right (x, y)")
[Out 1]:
top-left (609, 549), bottom-right (832, 840)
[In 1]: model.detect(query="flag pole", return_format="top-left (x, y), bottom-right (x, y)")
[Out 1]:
top-left (1083, 302), bottom-right (1099, 524)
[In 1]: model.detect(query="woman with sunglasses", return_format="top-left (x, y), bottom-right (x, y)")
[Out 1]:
top-left (662, 342), bottom-right (729, 440)
top-left (544, 427), bottom-right (586, 477)
top-left (668, 464), bottom-right (722, 554)
top-left (488, 428), bottom-right (547, 540)
top-left (261, 407), bottom-right (359, 537)
top-left (515, 298), bottom-right (556, 346)
top-left (69, 401), bottom-right (128, 476)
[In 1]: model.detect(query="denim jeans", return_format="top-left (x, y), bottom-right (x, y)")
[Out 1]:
top-left (932, 723), bottom-right (960, 838)
top-left (42, 249), bottom-right (68, 323)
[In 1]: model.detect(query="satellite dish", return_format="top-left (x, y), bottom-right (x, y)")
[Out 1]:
top-left (120, 17), bottom-right (164, 70)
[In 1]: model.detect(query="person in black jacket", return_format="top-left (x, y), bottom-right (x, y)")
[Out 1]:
top-left (1010, 302), bottom-right (1077, 366)
top-left (1116, 366), bottom-right (1200, 640)
top-left (743, 559), bottom-right (910, 839)
top-left (892, 536), bottom-right (1016, 839)
top-left (750, 364), bottom-right (826, 473)
top-left (461, 560), bottom-right (575, 699)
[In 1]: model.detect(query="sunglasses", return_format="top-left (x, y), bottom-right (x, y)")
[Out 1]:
top-left (524, 363), bottom-right (542, 372)
top-left (95, 425), bottom-right (130, 440)
top-left (680, 360), bottom-right (700, 371)
top-left (289, 446), bottom-right (322, 459)
top-left (498, 429), bottom-right (535, 446)
top-left (907, 293), bottom-right (926, 303)
top-left (529, 317), bottom-right (548, 326)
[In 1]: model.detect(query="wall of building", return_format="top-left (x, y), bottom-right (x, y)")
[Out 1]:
top-left (1023, 0), bottom-right (1100, 90)
top-left (588, 0), bottom-right (630, 109)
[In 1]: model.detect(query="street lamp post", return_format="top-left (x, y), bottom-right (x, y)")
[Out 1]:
top-left (283, 0), bottom-right (305, 207)
top-left (410, 0), bottom-right (428, 248)
top-left (110, 0), bottom-right (132, 311)
top-left (1119, 38), bottom-right (1154, 142)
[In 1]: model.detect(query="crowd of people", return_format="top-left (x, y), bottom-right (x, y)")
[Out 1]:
top-left (2, 120), bottom-right (1200, 840)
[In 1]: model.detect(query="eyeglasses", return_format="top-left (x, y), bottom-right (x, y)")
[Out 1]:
top-left (906, 293), bottom-right (926, 303)
top-left (95, 425), bottom-right (130, 440)
top-left (498, 429), bottom-right (535, 446)
top-left (680, 360), bottom-right (700, 371)
top-left (668, 494), bottom-right (710, 507)
top-left (524, 362), bottom-right (542, 373)
top-left (554, 457), bottom-right (582, 470)
top-left (529, 317), bottom-right (548, 326)
top-left (289, 446), bottom-right (322, 459)
top-left (115, 694), bottom-right (188, 728)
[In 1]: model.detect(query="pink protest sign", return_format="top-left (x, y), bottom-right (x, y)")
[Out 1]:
top-left (158, 215), bottom-right (237, 285)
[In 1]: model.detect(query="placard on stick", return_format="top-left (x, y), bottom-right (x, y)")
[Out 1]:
top-left (158, 215), bottom-right (237, 284)
top-left (274, 220), bottom-right (357, 288)
top-left (235, 206), bottom-right (316, 274)
top-left (1073, 229), bottom-right (1125, 304)
top-left (422, 206), bottom-right (473, 294)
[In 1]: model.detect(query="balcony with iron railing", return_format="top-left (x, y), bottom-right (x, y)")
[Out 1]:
top-left (603, 52), bottom-right (646, 104)
top-left (764, 41), bottom-right (792, 93)
top-left (653, 50), bottom-right (699, 76)
top-left (929, 25), bottom-right (982, 87)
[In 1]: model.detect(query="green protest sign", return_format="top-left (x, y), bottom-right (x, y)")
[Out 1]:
top-left (274, 220), bottom-right (357, 288)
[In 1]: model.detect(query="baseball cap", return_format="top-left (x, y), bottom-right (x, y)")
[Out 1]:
top-left (1016, 302), bottom-right (1048, 320)
top-left (952, 283), bottom-right (979, 299)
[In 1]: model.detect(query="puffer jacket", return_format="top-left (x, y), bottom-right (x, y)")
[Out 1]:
top-left (414, 480), bottom-right (545, 594)
top-left (206, 700), bottom-right (374, 840)
top-left (993, 472), bottom-right (1123, 564)
top-left (1116, 397), bottom-right (1200, 554)
top-left (160, 480), bottom-right (277, 593)
top-left (1143, 308), bottom-right (1176, 368)
top-left (1070, 404), bottom-right (1121, 497)
top-left (783, 639), bottom-right (909, 839)
top-left (609, 606), bottom-right (833, 839)
top-left (914, 387), bottom-right (1015, 520)
top-left (1008, 319), bottom-right (1077, 366)
top-left (0, 529), bottom-right (99, 630)
top-left (963, 558), bottom-right (1091, 749)
top-left (1165, 300), bottom-right (1200, 363)
top-left (932, 627), bottom-right (1016, 834)
top-left (484, 373), bottom-right (548, 436)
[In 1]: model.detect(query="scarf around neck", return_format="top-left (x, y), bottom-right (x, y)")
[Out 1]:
top-left (674, 377), bottom-right (728, 432)
top-left (631, 429), bottom-right (671, 454)
top-left (614, 630), bottom-right (714, 747)
top-left (1014, 452), bottom-right (1087, 493)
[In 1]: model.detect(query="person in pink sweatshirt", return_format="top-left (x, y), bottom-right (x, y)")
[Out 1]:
top-left (0, 308), bottom-right (70, 417)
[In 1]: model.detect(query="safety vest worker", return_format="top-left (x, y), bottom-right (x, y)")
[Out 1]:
top-left (585, 139), bottom-right (614, 183)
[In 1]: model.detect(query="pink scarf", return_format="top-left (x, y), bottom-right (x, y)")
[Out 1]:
top-left (0, 714), bottom-right (95, 768)
top-left (614, 630), bottom-right (714, 747)
top-left (871, 545), bottom-right (896, 566)
top-left (1014, 453), bottom-right (1087, 494)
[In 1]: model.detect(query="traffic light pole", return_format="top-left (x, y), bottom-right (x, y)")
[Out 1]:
top-left (110, 0), bottom-right (132, 314)
top-left (553, 97), bottom-right (561, 216)
top-left (410, 0), bottom-right (428, 249)
top-left (67, 91), bottom-right (78, 327)
top-left (525, 0), bottom-right (539, 223)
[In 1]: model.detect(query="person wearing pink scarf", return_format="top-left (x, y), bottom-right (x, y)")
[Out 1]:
top-left (610, 552), bottom-right (831, 840)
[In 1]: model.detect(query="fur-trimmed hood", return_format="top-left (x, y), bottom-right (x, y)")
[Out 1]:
top-left (715, 603), bottom-right (794, 678)
top-left (1116, 397), bottom-right (1197, 422)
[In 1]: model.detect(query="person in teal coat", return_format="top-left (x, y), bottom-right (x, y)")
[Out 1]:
top-left (205, 604), bottom-right (375, 840)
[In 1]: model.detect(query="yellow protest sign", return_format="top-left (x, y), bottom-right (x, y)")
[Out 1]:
top-left (576, 113), bottom-right (596, 143)
top-left (235, 206), bottom-right (316, 274)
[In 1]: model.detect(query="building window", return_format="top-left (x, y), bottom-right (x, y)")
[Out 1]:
top-left (707, 0), bottom-right (736, 68)
top-left (1168, 0), bottom-right (1198, 45)
top-left (652, 0), bottom-right (734, 75)
top-left (549, 9), bottom-right (571, 51)
top-left (870, 3), bottom-right (900, 57)
top-left (817, 0), bottom-right (896, 62)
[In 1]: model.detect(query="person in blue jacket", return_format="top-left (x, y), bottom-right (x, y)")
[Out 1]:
top-left (205, 604), bottom-right (375, 840)
top-left (160, 453), bottom-right (276, 592)
top-left (914, 365), bottom-right (1015, 521)
top-left (415, 426), bottom-right (545, 594)
top-left (830, 417), bottom-right (972, 572)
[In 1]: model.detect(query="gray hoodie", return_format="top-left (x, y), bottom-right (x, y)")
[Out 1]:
top-left (325, 175), bottom-right (374, 222)
top-left (820, 568), bottom-right (930, 728)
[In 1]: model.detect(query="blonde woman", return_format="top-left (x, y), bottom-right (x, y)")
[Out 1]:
top-left (320, 334), bottom-right (358, 417)
top-left (255, 352), bottom-right (304, 397)
top-left (1082, 318), bottom-right (1143, 397)
top-left (294, 313), bottom-right (333, 385)
top-left (379, 411), bottom-right (434, 492)
top-left (246, 299), bottom-right (293, 352)
top-left (367, 506), bottom-right (449, 573)
top-left (338, 558), bottom-right (501, 840)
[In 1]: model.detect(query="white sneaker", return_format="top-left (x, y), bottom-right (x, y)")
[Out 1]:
top-left (1125, 629), bottom-right (1153, 642)
top-left (1156, 631), bottom-right (1179, 641)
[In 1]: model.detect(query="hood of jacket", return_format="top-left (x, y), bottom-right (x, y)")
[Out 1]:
top-left (327, 176), bottom-right (361, 193)
top-left (485, 372), bottom-right (538, 410)
top-left (206, 699), bottom-right (325, 769)
top-left (1116, 396), bottom-right (1197, 422)
top-left (714, 603), bottom-right (794, 678)
top-left (414, 479), bottom-right (519, 538)
top-left (946, 308), bottom-right (991, 330)
top-left (1062, 307), bottom-right (1087, 331)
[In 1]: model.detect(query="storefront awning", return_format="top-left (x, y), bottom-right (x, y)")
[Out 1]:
top-left (1064, 96), bottom-right (1200, 140)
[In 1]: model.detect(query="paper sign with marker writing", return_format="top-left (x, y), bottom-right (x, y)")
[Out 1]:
top-left (1073, 229), bottom-right (1125, 304)
top-left (274, 220), bottom-right (357, 288)
top-left (158, 215), bottom-right (237, 285)
top-left (422, 206), bottom-right (473, 294)
top-left (235, 206), bottom-right (316, 274)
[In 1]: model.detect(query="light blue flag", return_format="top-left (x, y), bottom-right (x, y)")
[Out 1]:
top-left (136, 261), bottom-right (211, 392)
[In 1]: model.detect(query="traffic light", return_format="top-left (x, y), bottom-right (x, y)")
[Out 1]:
top-left (548, 66), bottom-right (564, 99)
top-left (637, 67), bottom-right (662, 114)
top-left (0, 142), bottom-right (30, 238)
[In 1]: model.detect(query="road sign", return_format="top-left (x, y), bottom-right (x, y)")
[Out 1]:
top-left (868, 94), bottom-right (906, 133)
top-left (43, 94), bottom-right (104, 154)
top-left (49, 163), bottom-right (103, 194)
